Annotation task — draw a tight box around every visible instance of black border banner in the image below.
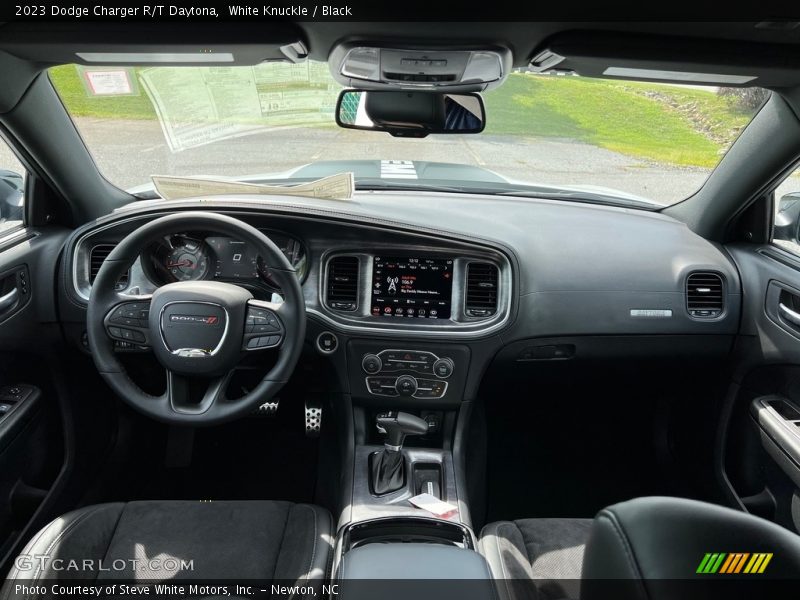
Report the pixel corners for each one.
[3,1,800,22]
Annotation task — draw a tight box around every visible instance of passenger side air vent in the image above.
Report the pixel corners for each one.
[326,256,360,312]
[465,262,499,318]
[89,244,129,291]
[686,272,723,318]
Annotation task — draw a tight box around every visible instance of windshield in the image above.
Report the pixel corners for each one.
[50,61,767,207]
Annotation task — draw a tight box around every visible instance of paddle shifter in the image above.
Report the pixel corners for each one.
[371,411,429,495]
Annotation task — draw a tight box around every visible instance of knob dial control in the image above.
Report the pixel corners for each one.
[362,354,383,374]
[395,375,418,397]
[433,357,455,379]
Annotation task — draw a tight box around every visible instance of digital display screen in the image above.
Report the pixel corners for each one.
[206,237,258,279]
[372,256,453,319]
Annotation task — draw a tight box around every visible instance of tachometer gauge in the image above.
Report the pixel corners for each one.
[164,239,209,281]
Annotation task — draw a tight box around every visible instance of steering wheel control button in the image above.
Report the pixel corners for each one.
[395,375,418,397]
[433,357,455,379]
[316,332,339,354]
[247,335,280,349]
[362,353,382,373]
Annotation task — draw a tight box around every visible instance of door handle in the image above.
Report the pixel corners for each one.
[779,302,800,327]
[0,287,18,313]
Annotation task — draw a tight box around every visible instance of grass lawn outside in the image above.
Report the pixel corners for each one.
[49,66,758,169]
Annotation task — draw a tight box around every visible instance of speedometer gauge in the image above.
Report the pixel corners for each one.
[164,240,209,281]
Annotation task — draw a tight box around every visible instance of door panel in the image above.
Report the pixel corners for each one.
[725,243,800,532]
[0,226,71,571]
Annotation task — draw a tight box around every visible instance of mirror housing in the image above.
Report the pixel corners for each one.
[776,192,800,244]
[335,90,485,137]
[0,170,24,224]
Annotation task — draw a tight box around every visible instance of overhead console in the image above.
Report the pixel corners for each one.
[320,248,512,338]
[329,42,513,91]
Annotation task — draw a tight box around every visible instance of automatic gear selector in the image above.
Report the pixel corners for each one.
[370,411,429,495]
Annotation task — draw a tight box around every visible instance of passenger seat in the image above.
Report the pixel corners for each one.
[479,496,800,600]
[480,517,591,600]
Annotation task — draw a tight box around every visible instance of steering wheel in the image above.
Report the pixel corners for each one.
[86,212,306,426]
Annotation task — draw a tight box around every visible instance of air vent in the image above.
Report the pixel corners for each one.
[326,256,360,312]
[687,272,723,318]
[89,244,129,291]
[465,262,499,318]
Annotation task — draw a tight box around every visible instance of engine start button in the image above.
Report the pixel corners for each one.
[316,332,338,354]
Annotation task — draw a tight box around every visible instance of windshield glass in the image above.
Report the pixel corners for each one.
[49,61,767,207]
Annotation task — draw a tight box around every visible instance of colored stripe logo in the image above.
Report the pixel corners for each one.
[697,553,773,574]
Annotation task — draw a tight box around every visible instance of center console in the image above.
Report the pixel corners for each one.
[335,518,494,599]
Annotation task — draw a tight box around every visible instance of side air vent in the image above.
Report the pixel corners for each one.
[465,262,499,318]
[326,255,360,311]
[89,244,129,291]
[687,272,723,318]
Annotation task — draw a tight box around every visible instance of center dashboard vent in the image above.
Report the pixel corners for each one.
[465,262,499,318]
[687,272,723,318]
[326,255,360,311]
[89,244,129,291]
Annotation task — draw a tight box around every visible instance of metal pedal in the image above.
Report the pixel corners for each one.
[254,399,279,417]
[305,399,322,437]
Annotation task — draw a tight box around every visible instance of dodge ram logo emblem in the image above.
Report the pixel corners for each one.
[169,314,219,325]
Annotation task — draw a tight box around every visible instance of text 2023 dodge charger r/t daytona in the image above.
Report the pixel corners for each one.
[0,15,797,600]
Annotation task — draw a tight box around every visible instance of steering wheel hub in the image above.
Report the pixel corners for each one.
[150,280,251,376]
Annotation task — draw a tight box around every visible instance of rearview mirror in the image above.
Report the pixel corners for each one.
[335,90,485,137]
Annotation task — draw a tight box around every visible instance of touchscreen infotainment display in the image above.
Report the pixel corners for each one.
[372,256,453,319]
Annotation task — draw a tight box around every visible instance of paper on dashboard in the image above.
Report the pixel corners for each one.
[151,172,354,201]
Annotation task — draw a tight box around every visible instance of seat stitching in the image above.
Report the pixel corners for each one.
[596,512,649,600]
[94,503,127,582]
[303,504,318,583]
[272,503,292,582]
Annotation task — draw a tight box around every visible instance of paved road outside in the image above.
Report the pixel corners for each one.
[2,117,717,206]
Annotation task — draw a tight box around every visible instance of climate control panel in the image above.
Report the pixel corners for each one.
[361,349,454,399]
[347,340,469,406]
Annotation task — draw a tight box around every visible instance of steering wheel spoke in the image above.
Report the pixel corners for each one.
[104,295,153,347]
[166,369,233,415]
[242,298,285,351]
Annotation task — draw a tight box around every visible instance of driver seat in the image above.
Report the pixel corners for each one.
[1,500,332,595]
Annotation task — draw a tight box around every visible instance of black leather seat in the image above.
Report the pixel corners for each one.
[480,496,800,600]
[2,500,332,596]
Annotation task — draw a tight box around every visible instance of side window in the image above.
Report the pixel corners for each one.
[773,167,800,255]
[0,139,26,234]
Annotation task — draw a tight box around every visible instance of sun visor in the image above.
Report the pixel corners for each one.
[529,32,800,88]
[0,22,307,66]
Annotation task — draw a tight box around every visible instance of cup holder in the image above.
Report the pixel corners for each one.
[342,517,475,553]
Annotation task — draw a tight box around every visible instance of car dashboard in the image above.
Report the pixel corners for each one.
[59,191,741,408]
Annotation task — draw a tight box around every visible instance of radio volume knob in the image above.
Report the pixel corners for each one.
[362,354,383,374]
[433,358,454,379]
[395,375,418,397]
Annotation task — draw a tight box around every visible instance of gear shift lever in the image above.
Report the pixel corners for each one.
[371,411,429,495]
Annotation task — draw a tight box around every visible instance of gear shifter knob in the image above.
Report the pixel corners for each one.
[376,411,429,449]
